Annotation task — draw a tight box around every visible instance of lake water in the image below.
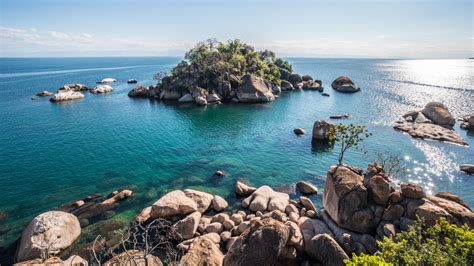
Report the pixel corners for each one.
[0,57,473,261]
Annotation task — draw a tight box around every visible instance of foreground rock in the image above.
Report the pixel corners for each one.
[312,120,335,141]
[180,235,224,265]
[16,211,81,262]
[331,76,360,93]
[305,233,349,266]
[394,102,467,145]
[235,181,257,196]
[105,250,162,266]
[15,256,88,266]
[460,164,474,175]
[235,74,275,103]
[224,218,289,265]
[50,90,84,102]
[150,190,198,218]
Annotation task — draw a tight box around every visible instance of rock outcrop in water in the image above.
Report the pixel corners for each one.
[312,120,335,141]
[394,102,468,145]
[460,115,474,130]
[331,76,360,93]
[127,39,329,106]
[90,85,113,94]
[50,90,85,102]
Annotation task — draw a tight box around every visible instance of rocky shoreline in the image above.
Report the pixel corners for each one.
[11,160,474,265]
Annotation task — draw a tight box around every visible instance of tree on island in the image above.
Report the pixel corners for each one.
[157,39,293,99]
[327,123,371,165]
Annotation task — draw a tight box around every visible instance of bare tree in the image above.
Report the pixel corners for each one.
[375,152,406,177]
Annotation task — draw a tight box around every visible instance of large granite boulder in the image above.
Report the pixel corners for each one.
[128,86,151,98]
[235,181,257,196]
[178,93,194,103]
[104,250,163,266]
[16,211,81,262]
[150,190,198,218]
[174,211,201,239]
[160,90,181,101]
[312,120,335,141]
[421,102,455,127]
[296,181,318,195]
[242,186,289,212]
[279,68,291,81]
[180,235,224,266]
[331,76,360,93]
[364,163,393,206]
[183,189,214,213]
[91,85,113,94]
[224,218,289,265]
[236,74,275,103]
[323,166,377,233]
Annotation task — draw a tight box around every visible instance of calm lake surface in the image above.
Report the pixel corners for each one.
[0,57,473,258]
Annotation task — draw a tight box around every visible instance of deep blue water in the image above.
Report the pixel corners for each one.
[0,57,473,255]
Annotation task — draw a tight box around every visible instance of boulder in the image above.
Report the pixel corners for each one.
[235,181,257,196]
[183,189,214,213]
[323,165,377,233]
[300,196,317,212]
[236,74,275,103]
[331,76,360,93]
[312,120,335,141]
[50,91,84,102]
[58,84,89,92]
[364,173,392,206]
[98,78,116,84]
[427,195,474,227]
[205,222,224,234]
[382,204,404,221]
[330,114,351,119]
[302,80,323,91]
[91,85,113,94]
[128,86,151,98]
[302,75,313,81]
[280,80,294,91]
[435,192,471,210]
[174,211,201,239]
[224,218,289,265]
[421,102,455,127]
[36,91,54,97]
[15,256,88,266]
[179,235,224,266]
[296,181,318,195]
[178,93,194,103]
[195,96,207,106]
[104,250,163,266]
[127,79,138,84]
[322,92,330,97]
[288,73,303,86]
[460,164,474,175]
[16,211,81,262]
[279,68,291,81]
[212,195,228,211]
[150,190,197,218]
[242,186,289,212]
[293,128,306,135]
[305,233,349,266]
[207,93,221,103]
[460,115,474,130]
[160,90,181,101]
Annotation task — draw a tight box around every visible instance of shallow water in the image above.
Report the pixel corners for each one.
[0,57,473,260]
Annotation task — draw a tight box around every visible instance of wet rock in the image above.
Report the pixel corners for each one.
[296,181,318,195]
[98,78,116,84]
[214,170,225,176]
[36,91,54,97]
[207,93,222,103]
[178,93,194,103]
[235,181,257,196]
[322,92,330,97]
[224,218,289,265]
[127,79,138,84]
[58,83,89,92]
[460,115,474,130]
[16,211,81,262]
[421,102,455,127]
[331,76,360,93]
[294,128,306,135]
[394,121,468,145]
[460,164,474,175]
[150,190,197,218]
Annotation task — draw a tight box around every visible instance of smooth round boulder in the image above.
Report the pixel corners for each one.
[150,190,197,218]
[294,128,306,135]
[235,181,257,196]
[212,195,228,211]
[421,102,455,127]
[16,211,81,262]
[331,76,360,93]
[296,181,318,194]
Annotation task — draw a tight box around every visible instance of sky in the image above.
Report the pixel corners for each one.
[0,0,472,58]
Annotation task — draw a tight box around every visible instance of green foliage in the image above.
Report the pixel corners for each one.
[344,253,391,266]
[345,218,474,266]
[327,123,371,165]
[162,39,292,94]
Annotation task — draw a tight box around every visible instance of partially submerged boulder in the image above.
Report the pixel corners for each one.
[460,164,474,175]
[421,102,455,128]
[312,120,335,141]
[460,115,474,130]
[36,91,54,97]
[236,74,275,103]
[50,91,84,102]
[331,76,360,93]
[58,84,89,92]
[16,211,81,262]
[91,85,113,94]
[235,181,257,196]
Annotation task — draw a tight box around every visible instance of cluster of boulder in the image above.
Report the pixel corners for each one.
[128,73,359,106]
[35,81,116,102]
[13,163,473,265]
[394,102,468,145]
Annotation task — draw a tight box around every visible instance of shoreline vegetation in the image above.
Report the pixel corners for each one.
[9,40,474,265]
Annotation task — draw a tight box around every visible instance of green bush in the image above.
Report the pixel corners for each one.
[345,218,474,265]
[344,253,391,266]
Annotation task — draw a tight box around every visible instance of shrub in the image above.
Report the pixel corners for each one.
[345,218,474,265]
[344,253,391,266]
[327,123,371,165]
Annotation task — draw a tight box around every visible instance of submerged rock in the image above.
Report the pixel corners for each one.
[331,76,360,93]
[16,211,81,262]
[36,91,54,97]
[460,164,474,175]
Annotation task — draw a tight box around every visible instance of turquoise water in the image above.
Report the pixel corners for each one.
[0,57,473,259]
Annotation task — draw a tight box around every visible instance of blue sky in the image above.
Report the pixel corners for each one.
[0,0,472,58]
